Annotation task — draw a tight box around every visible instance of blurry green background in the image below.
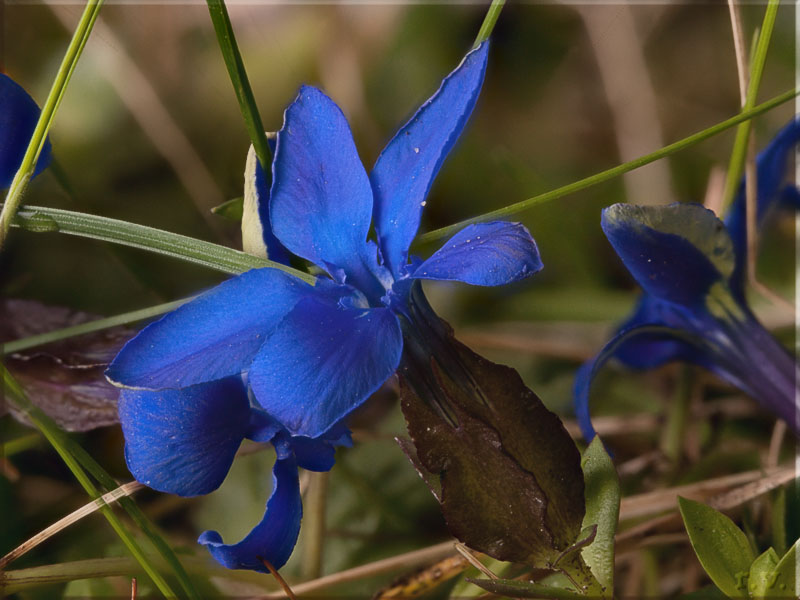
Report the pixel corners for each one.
[1,2,796,597]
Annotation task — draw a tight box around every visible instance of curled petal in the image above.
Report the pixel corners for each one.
[601,203,734,307]
[574,324,704,441]
[371,43,489,275]
[610,295,701,370]
[249,296,403,438]
[410,221,542,286]
[118,377,250,496]
[270,86,380,296]
[0,73,51,188]
[199,455,301,571]
[107,268,314,389]
[242,142,291,264]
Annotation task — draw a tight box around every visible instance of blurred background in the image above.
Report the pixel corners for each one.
[1,2,796,597]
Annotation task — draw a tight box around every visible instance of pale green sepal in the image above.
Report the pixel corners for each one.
[242,143,268,258]
[580,436,619,597]
[211,196,244,221]
[678,497,754,598]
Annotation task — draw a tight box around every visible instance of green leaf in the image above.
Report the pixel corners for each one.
[399,286,585,566]
[211,197,244,221]
[580,437,619,596]
[765,537,798,598]
[748,547,779,598]
[678,497,755,598]
[466,578,587,600]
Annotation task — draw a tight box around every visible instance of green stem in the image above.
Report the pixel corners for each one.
[414,86,798,246]
[301,471,329,580]
[206,0,273,179]
[8,204,315,284]
[661,366,692,465]
[0,0,104,249]
[1,367,179,599]
[2,432,42,457]
[474,0,506,46]
[720,0,780,211]
[2,298,188,355]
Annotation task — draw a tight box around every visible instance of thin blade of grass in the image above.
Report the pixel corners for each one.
[206,0,273,178]
[720,0,780,211]
[1,366,178,598]
[0,0,104,248]
[414,86,798,246]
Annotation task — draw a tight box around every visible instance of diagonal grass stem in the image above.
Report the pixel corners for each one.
[414,87,798,246]
[720,0,780,211]
[1,367,179,598]
[0,0,104,249]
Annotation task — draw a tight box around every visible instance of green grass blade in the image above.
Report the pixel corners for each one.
[414,86,798,247]
[0,0,105,248]
[1,367,179,599]
[8,204,315,284]
[206,0,273,179]
[2,298,189,355]
[721,0,780,211]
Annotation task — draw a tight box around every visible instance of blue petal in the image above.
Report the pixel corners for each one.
[371,43,490,276]
[199,455,301,571]
[107,268,314,389]
[118,377,250,496]
[242,142,291,264]
[724,118,800,293]
[601,203,734,308]
[270,86,380,296]
[574,323,700,441]
[0,73,52,188]
[610,295,701,369]
[249,296,403,438]
[409,221,542,286]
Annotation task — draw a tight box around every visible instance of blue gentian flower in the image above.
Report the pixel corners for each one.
[108,41,542,572]
[575,119,800,440]
[0,73,51,188]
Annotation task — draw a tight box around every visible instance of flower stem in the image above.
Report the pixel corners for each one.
[206,0,273,180]
[0,0,104,249]
[474,0,506,46]
[414,86,798,246]
[720,0,780,212]
[1,367,179,599]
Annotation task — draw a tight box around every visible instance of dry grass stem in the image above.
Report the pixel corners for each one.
[259,541,456,599]
[0,481,144,570]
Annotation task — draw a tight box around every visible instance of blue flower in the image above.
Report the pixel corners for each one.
[108,41,542,572]
[0,73,51,188]
[575,118,800,441]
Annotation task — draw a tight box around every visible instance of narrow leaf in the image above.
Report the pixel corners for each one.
[580,437,619,596]
[678,497,754,598]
